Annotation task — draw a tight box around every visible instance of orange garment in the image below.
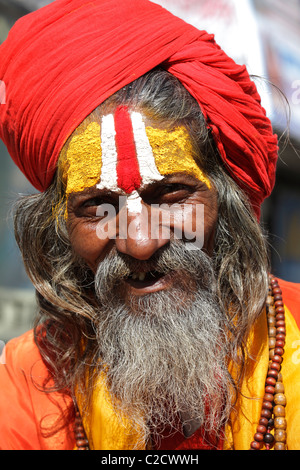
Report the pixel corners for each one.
[0,279,299,450]
[0,331,75,450]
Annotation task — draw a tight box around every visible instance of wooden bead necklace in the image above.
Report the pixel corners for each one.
[250,275,287,450]
[74,275,287,451]
[74,407,89,450]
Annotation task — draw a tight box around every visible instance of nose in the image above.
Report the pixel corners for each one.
[115,202,170,260]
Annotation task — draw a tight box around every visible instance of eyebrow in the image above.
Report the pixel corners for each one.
[67,187,115,204]
[68,172,202,200]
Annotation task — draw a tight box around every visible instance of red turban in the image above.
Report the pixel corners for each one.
[0,0,278,219]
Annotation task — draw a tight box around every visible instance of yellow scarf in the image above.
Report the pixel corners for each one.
[77,307,300,450]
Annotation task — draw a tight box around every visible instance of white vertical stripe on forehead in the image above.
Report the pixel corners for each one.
[96,111,163,215]
[96,114,118,191]
[131,111,164,187]
[126,190,143,214]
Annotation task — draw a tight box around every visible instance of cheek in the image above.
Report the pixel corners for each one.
[203,197,218,255]
[165,203,216,251]
[177,194,218,253]
[68,220,110,272]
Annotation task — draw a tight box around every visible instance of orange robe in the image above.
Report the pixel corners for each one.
[0,280,299,450]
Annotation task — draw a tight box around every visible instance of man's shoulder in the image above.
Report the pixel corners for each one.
[279,277,300,294]
[4,329,44,374]
[279,277,300,303]
[278,278,300,329]
[6,328,36,349]
[0,330,75,450]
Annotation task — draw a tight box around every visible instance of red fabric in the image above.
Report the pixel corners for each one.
[0,0,278,219]
[153,425,223,450]
[115,106,141,194]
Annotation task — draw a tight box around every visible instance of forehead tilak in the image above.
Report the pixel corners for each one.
[63,106,211,196]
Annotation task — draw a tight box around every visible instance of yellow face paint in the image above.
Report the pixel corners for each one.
[62,121,102,194]
[145,126,211,189]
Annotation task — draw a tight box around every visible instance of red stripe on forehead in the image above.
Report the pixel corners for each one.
[114,106,141,194]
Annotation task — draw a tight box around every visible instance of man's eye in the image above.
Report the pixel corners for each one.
[141,183,193,206]
[77,195,120,218]
[81,197,104,208]
[159,183,191,196]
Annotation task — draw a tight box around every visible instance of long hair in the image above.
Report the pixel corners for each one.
[13,68,270,433]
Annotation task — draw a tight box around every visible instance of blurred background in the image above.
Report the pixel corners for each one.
[0,0,300,342]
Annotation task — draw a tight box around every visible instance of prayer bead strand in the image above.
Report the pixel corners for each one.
[74,407,90,450]
[250,275,287,450]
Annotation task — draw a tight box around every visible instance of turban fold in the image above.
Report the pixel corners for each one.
[0,0,278,218]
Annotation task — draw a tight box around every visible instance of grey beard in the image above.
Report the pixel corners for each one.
[93,242,233,446]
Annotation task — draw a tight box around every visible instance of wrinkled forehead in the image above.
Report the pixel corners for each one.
[61,106,210,194]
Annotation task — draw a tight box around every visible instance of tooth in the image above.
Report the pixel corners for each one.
[132,273,138,280]
[138,272,146,281]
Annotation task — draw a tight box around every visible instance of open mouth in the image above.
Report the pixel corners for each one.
[126,270,165,284]
[122,269,174,293]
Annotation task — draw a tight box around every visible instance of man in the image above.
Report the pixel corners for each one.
[0,0,299,451]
